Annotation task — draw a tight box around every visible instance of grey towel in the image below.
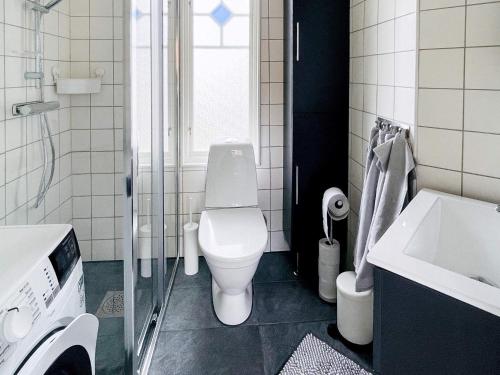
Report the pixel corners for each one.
[354,132,415,292]
[353,129,381,272]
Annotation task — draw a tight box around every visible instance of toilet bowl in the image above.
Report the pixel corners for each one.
[198,142,268,325]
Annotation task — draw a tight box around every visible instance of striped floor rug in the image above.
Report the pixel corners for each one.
[280,334,372,375]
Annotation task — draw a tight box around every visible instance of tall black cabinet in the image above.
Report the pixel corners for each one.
[283,1,349,283]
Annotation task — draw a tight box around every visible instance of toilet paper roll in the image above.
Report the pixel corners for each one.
[318,238,340,303]
[322,187,349,240]
[318,238,340,266]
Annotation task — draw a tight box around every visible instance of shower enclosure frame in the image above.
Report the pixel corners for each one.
[123,0,180,372]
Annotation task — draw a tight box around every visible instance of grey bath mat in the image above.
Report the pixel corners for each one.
[280,334,372,375]
[95,291,124,318]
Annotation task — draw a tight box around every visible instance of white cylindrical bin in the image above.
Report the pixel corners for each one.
[183,222,199,275]
[336,271,373,345]
[139,224,152,278]
[318,238,340,303]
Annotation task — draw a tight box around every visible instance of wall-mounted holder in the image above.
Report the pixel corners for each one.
[52,67,105,95]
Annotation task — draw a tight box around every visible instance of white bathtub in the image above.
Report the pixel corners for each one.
[368,189,500,317]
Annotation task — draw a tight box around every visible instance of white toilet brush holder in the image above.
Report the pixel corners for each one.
[183,197,199,275]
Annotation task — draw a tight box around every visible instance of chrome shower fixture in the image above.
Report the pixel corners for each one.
[26,0,63,13]
[24,0,63,208]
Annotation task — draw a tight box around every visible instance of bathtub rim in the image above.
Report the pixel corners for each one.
[367,189,500,318]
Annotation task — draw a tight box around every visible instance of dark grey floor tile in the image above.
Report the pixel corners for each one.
[173,257,212,289]
[150,326,264,375]
[161,286,223,331]
[83,261,123,293]
[161,284,259,331]
[254,281,336,324]
[254,252,297,284]
[98,317,124,337]
[95,333,124,375]
[85,291,107,314]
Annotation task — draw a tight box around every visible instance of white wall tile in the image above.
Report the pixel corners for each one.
[377,54,394,86]
[420,0,464,11]
[419,49,464,88]
[416,165,462,196]
[418,89,463,130]
[363,26,377,56]
[463,173,500,203]
[377,85,394,119]
[394,87,415,124]
[463,132,500,178]
[464,90,500,134]
[351,2,364,32]
[363,84,377,113]
[396,0,416,17]
[363,55,377,85]
[465,47,500,89]
[420,7,465,49]
[466,2,500,47]
[378,20,394,54]
[395,13,416,52]
[364,0,378,28]
[417,127,462,170]
[378,0,395,23]
[395,51,416,87]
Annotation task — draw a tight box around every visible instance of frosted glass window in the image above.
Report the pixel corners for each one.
[193,0,220,13]
[185,0,259,162]
[223,16,249,46]
[224,0,250,13]
[193,16,221,46]
[192,49,249,151]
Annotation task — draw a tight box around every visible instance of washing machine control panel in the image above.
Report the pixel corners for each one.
[0,257,59,369]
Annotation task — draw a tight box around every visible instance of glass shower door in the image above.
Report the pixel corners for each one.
[123,0,177,372]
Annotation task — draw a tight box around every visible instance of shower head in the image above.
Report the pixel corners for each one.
[44,0,63,10]
[26,0,63,13]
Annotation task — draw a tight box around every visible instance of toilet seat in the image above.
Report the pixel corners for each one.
[199,207,268,265]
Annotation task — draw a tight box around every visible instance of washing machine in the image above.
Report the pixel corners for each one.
[0,224,99,375]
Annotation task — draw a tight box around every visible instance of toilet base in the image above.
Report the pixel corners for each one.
[212,278,252,326]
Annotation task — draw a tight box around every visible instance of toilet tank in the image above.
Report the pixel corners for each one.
[205,142,258,208]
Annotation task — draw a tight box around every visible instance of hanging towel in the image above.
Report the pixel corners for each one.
[353,129,380,272]
[355,132,415,292]
[353,127,393,272]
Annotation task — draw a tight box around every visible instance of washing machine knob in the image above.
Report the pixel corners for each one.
[2,306,33,343]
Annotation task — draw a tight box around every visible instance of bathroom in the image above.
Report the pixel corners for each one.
[0,0,499,374]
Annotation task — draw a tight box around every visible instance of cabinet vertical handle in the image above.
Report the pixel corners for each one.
[296,22,300,62]
[295,165,299,205]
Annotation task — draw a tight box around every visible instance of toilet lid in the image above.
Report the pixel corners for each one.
[199,207,268,261]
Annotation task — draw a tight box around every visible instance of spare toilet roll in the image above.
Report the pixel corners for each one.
[322,187,350,239]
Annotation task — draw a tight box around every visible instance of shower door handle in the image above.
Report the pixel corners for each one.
[295,165,299,205]
[126,158,133,197]
[296,22,300,62]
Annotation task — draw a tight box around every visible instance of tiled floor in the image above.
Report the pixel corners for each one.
[83,259,177,374]
[150,253,373,375]
[83,261,125,375]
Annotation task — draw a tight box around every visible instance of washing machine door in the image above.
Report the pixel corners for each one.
[15,314,99,375]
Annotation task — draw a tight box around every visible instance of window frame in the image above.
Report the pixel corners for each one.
[180,0,260,166]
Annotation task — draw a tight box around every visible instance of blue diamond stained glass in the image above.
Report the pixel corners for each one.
[211,3,232,26]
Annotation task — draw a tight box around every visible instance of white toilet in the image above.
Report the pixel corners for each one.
[199,141,268,326]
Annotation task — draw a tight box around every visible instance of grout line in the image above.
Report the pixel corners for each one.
[461,5,467,196]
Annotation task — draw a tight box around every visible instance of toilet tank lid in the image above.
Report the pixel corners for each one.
[205,141,258,208]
